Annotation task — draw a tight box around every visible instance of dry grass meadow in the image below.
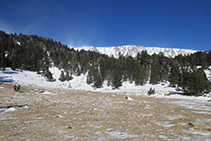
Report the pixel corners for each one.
[0,83,211,140]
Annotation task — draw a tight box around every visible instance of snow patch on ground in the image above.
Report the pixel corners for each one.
[183,128,211,137]
[0,107,17,113]
[192,111,211,115]
[126,96,133,100]
[40,91,55,95]
[154,121,175,127]
[104,131,138,139]
[167,115,184,120]
[171,100,211,111]
[0,105,28,114]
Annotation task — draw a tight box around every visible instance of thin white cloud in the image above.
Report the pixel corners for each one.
[0,20,14,34]
[0,20,29,35]
[67,39,75,48]
[67,37,91,48]
[0,19,40,35]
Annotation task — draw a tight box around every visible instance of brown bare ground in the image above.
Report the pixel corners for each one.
[0,83,211,140]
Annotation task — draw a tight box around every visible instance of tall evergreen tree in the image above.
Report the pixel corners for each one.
[150,62,159,84]
[66,71,73,81]
[112,64,122,88]
[134,65,146,85]
[0,48,6,70]
[99,59,105,79]
[45,70,53,81]
[59,71,66,82]
[180,68,211,96]
[169,64,181,87]
[87,65,95,85]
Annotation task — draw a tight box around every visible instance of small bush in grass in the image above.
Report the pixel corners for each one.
[148,88,155,95]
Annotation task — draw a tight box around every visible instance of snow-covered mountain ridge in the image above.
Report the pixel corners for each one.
[73,45,197,58]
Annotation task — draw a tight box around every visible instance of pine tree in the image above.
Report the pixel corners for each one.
[99,59,105,79]
[66,71,73,81]
[148,87,155,95]
[93,72,103,88]
[150,62,159,84]
[86,65,103,88]
[0,49,6,70]
[11,56,19,70]
[134,66,147,85]
[169,64,181,87]
[92,67,103,88]
[125,56,136,82]
[87,71,93,85]
[180,68,211,96]
[44,70,53,81]
[59,71,66,82]
[208,51,211,66]
[112,64,122,88]
[136,51,150,65]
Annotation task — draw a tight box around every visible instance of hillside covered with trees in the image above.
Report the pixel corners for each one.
[0,30,211,96]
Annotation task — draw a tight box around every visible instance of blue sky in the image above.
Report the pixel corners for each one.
[0,0,210,50]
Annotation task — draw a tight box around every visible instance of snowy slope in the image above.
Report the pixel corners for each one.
[0,68,93,90]
[1,67,211,102]
[73,45,197,58]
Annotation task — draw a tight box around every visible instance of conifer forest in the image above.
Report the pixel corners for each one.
[0,30,211,96]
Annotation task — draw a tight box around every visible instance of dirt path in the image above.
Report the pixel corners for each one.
[0,83,211,140]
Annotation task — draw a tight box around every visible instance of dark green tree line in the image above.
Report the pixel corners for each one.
[0,30,211,95]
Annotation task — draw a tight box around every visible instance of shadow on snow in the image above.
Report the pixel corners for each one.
[0,69,18,83]
[169,91,183,95]
[0,76,15,83]
[2,69,19,74]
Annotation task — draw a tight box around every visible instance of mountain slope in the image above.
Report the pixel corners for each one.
[74,45,197,58]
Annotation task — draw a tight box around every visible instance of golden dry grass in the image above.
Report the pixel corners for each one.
[0,83,211,140]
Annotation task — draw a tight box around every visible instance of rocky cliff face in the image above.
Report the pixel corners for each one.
[74,45,197,58]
